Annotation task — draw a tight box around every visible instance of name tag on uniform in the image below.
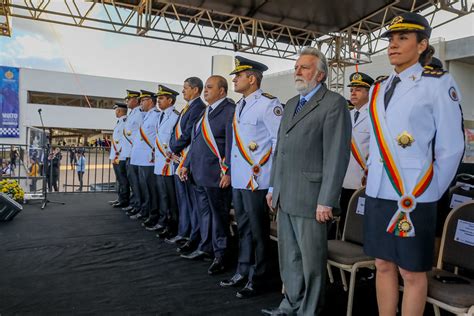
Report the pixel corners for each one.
[454,219,474,246]
[450,194,473,209]
[356,197,366,215]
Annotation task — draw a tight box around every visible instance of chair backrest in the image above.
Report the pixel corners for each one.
[342,187,366,245]
[437,201,474,272]
[448,185,474,209]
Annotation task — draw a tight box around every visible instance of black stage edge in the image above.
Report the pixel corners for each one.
[0,193,384,315]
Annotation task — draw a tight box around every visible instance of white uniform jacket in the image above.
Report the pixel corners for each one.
[230,89,283,190]
[130,109,160,167]
[123,107,144,160]
[154,106,179,176]
[343,104,370,189]
[366,62,464,202]
[109,115,127,161]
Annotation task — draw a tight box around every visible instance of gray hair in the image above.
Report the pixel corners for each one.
[299,47,328,83]
[184,77,204,93]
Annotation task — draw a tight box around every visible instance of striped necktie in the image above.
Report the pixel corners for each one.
[294,98,307,116]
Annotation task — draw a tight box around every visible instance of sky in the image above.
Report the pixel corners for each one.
[0,2,473,86]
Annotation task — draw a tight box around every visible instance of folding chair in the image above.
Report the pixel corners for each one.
[426,201,474,316]
[327,187,375,316]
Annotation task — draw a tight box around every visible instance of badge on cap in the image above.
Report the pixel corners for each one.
[390,16,404,26]
[449,87,459,101]
[396,131,414,148]
[353,73,362,81]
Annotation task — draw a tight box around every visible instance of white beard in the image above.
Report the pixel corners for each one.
[294,75,318,95]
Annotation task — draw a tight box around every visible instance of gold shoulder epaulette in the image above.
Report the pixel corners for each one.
[422,69,446,78]
[375,75,389,84]
[262,92,276,99]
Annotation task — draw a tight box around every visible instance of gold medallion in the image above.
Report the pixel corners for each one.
[396,131,414,148]
[127,130,132,136]
[248,141,258,152]
[163,143,168,149]
[115,140,119,144]
[398,219,412,233]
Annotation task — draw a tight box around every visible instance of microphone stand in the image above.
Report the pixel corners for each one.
[37,109,65,210]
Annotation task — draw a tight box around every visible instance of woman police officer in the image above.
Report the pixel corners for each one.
[363,12,464,316]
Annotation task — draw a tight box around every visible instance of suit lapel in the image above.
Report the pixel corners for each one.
[286,85,327,133]
[209,100,226,120]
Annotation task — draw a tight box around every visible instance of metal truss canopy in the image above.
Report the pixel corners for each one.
[0,0,12,36]
[2,0,473,93]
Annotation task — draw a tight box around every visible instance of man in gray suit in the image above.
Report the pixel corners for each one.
[262,47,352,315]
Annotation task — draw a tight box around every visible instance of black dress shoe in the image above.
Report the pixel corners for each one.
[220,273,247,288]
[156,228,173,239]
[177,240,196,254]
[208,257,225,275]
[180,250,211,260]
[142,219,155,228]
[165,235,188,245]
[113,201,129,208]
[126,208,139,216]
[219,273,247,287]
[122,205,134,212]
[129,213,143,220]
[108,199,119,205]
[261,307,287,316]
[236,281,257,299]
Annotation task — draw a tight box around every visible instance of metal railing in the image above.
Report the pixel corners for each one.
[0,144,117,195]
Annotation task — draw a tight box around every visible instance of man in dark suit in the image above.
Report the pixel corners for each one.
[168,77,206,250]
[180,75,235,276]
[262,47,352,315]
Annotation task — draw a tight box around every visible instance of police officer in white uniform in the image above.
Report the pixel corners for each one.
[338,72,374,235]
[123,90,145,216]
[153,85,180,238]
[130,90,160,222]
[219,56,283,299]
[109,102,130,208]
[363,12,464,315]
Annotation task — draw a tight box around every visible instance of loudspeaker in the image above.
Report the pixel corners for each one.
[0,193,23,221]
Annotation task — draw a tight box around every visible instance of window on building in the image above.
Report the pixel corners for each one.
[28,91,120,109]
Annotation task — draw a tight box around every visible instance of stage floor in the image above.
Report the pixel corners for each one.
[0,193,383,315]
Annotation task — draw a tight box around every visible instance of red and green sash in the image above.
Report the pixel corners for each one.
[174,103,189,141]
[122,128,132,145]
[174,104,190,172]
[155,130,172,176]
[369,83,433,237]
[200,107,228,177]
[351,136,367,171]
[111,136,120,164]
[176,147,189,174]
[232,112,272,191]
[139,126,155,163]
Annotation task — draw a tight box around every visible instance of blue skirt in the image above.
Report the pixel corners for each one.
[363,196,437,272]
